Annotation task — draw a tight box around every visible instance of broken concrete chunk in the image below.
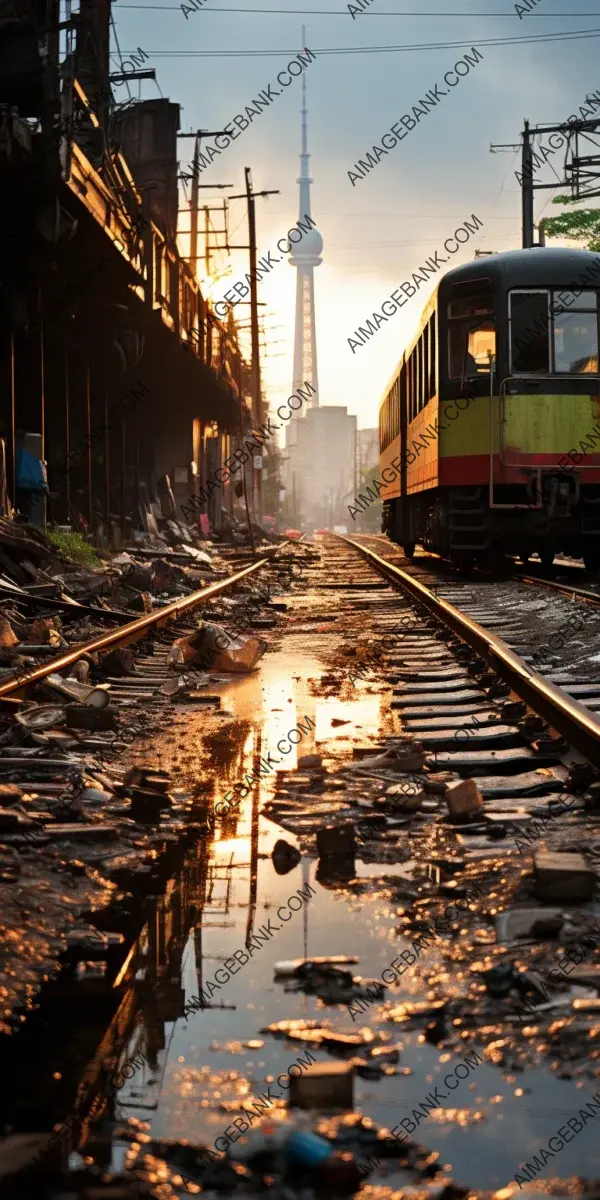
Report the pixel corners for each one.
[533,850,597,901]
[130,785,173,823]
[444,777,484,819]
[316,823,355,860]
[272,838,301,875]
[495,906,564,942]
[298,754,322,770]
[289,1060,354,1110]
[385,783,425,812]
[99,647,136,676]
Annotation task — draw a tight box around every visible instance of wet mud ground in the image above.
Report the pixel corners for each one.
[6,537,600,1198]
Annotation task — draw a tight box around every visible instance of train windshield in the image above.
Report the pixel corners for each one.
[448,293,496,379]
[509,288,599,375]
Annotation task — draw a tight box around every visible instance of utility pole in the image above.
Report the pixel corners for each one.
[522,120,535,249]
[228,170,279,524]
[190,136,199,266]
[246,167,261,523]
[204,206,210,275]
[492,107,600,248]
[177,200,230,271]
[177,130,231,274]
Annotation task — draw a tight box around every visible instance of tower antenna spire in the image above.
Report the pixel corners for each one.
[301,24,308,173]
[289,22,322,407]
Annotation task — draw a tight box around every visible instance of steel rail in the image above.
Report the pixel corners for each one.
[517,573,600,607]
[355,534,600,606]
[0,557,270,700]
[341,535,600,768]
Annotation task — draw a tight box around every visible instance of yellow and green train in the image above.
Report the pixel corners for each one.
[379,247,600,568]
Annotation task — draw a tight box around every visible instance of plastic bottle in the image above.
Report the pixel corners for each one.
[228,1119,361,1191]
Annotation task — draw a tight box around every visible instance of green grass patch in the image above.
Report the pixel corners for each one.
[47,529,103,566]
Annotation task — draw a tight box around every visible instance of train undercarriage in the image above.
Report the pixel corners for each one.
[382,480,600,570]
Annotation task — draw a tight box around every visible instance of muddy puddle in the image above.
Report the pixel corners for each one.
[101,632,600,1195]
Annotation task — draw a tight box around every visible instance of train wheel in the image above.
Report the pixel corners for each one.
[403,542,415,559]
[583,552,600,572]
[540,550,555,569]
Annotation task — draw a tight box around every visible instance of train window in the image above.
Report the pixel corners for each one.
[400,362,407,435]
[510,291,550,374]
[510,289,599,374]
[429,313,437,397]
[449,295,493,319]
[553,291,598,312]
[448,293,495,378]
[393,379,400,432]
[554,311,599,374]
[422,331,427,410]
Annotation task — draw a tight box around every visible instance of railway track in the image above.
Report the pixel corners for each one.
[4,534,600,1198]
[351,534,600,716]
[0,554,272,703]
[331,534,600,823]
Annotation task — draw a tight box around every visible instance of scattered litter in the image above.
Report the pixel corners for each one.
[169,622,268,672]
[533,850,597,901]
[444,777,485,820]
[289,1060,354,1110]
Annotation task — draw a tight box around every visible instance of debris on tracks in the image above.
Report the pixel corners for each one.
[0,537,304,1027]
[168,622,268,673]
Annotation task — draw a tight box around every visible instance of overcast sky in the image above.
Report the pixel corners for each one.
[111,0,600,429]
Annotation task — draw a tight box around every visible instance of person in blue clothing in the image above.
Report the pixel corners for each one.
[15,439,48,527]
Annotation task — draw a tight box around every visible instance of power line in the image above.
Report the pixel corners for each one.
[262,211,519,217]
[119,25,600,54]
[116,5,600,13]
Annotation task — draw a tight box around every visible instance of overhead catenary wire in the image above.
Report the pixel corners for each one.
[109,12,134,105]
[119,25,600,54]
[116,5,600,14]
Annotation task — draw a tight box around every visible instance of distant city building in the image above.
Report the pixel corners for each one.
[285,406,357,528]
[357,427,378,475]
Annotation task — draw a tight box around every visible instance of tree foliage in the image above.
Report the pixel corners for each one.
[543,198,600,252]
